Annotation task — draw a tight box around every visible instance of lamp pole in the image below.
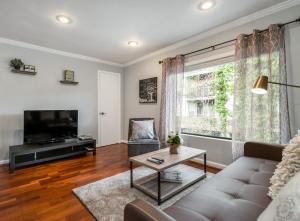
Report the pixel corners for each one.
[268,81,300,89]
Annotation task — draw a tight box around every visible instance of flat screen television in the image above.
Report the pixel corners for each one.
[24,110,78,144]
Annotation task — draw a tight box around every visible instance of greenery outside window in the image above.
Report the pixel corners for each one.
[180,57,235,139]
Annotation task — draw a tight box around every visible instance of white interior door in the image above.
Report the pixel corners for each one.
[98,71,121,146]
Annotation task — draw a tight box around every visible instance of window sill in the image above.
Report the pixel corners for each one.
[181,133,232,141]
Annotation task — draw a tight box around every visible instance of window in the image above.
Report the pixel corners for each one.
[180,57,235,139]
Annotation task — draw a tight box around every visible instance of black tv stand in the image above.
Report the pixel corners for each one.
[9,139,96,173]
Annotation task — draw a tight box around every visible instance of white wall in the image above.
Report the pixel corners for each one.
[0,43,123,162]
[124,5,300,165]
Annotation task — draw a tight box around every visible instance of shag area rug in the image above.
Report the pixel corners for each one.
[73,166,212,221]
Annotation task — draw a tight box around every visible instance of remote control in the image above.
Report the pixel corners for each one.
[147,157,162,164]
[151,157,164,162]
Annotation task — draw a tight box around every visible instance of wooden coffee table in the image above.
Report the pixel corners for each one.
[129,146,207,205]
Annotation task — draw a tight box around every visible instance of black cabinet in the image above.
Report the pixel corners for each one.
[9,139,96,172]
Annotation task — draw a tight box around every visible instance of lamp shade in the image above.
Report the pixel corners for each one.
[251,75,268,94]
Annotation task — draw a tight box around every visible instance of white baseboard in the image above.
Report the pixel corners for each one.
[191,158,227,170]
[0,160,9,165]
[96,141,127,147]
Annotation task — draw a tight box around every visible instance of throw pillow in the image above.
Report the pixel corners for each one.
[130,120,154,140]
[258,171,300,221]
[268,130,300,199]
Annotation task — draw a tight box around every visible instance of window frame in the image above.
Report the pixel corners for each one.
[181,131,232,141]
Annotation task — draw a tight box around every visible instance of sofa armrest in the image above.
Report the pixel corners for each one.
[124,199,175,221]
[244,142,284,162]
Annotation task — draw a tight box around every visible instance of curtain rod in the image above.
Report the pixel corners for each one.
[158,16,300,64]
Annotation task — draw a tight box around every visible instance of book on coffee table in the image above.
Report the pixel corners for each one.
[161,170,182,183]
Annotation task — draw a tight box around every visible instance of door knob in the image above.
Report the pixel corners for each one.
[100,112,107,115]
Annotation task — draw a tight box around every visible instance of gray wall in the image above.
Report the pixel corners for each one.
[124,5,300,165]
[0,43,123,161]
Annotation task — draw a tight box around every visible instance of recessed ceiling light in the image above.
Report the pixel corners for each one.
[128,41,139,47]
[56,15,73,24]
[198,0,216,10]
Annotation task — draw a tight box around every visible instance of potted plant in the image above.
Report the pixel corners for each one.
[10,58,24,70]
[167,131,183,154]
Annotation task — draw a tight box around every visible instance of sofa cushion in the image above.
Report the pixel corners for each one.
[164,157,278,221]
[130,120,154,140]
[258,171,300,221]
[268,131,300,199]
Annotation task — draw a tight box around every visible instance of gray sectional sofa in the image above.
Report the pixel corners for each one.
[124,142,283,221]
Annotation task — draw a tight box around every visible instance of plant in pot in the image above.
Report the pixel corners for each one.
[167,131,183,154]
[10,58,24,70]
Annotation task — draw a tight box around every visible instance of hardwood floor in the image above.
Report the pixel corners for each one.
[0,144,220,221]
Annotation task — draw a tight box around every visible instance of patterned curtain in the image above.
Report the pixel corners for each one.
[232,24,291,160]
[159,55,184,144]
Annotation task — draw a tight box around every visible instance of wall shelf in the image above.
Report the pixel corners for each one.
[11,69,37,75]
[60,80,79,85]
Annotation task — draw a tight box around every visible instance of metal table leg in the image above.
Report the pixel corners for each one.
[157,171,161,205]
[130,161,133,188]
[204,153,207,174]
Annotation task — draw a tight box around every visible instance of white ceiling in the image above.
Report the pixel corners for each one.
[0,0,288,65]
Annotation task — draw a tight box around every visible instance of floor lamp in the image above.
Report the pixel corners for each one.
[251,75,300,94]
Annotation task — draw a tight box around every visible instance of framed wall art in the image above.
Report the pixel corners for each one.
[139,77,157,104]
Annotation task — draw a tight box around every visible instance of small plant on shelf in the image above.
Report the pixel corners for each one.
[167,131,183,154]
[10,58,24,70]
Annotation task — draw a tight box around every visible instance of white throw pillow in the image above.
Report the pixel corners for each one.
[130,120,154,140]
[258,171,300,221]
[268,130,300,199]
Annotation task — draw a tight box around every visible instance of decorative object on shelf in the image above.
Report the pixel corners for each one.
[10,58,37,75]
[64,70,75,81]
[139,77,157,103]
[78,135,93,141]
[10,58,24,70]
[167,131,183,154]
[24,65,36,73]
[60,70,78,85]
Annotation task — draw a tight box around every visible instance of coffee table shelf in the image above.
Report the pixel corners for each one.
[132,164,206,202]
[129,146,207,205]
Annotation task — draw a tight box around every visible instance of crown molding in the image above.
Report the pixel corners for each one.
[0,37,124,67]
[124,0,300,67]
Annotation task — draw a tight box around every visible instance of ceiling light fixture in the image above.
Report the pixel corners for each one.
[198,0,216,10]
[128,41,139,47]
[56,15,73,24]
